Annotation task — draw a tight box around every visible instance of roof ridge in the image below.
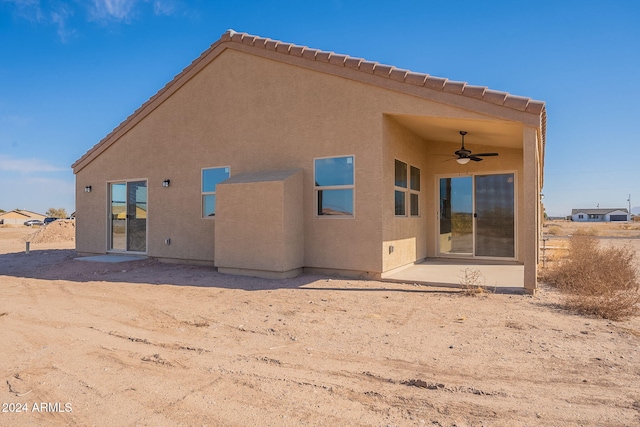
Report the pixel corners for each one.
[221,29,546,116]
[72,29,546,172]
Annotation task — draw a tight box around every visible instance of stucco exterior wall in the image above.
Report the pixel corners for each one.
[380,115,526,272]
[75,44,542,283]
[214,169,304,277]
[77,49,387,271]
[381,117,429,272]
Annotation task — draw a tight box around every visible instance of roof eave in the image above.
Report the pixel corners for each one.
[72,29,546,174]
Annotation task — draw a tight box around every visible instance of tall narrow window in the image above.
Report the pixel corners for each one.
[395,160,420,217]
[394,160,407,216]
[314,156,354,216]
[202,166,230,217]
[410,165,420,216]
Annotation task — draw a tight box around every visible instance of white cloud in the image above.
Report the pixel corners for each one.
[2,0,44,22]
[3,0,181,40]
[0,155,68,173]
[151,0,175,16]
[3,0,75,41]
[89,0,137,22]
[50,3,75,42]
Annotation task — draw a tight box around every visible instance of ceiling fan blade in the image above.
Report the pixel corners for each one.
[469,156,483,162]
[473,153,499,157]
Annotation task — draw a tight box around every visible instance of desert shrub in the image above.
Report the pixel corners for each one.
[574,227,599,236]
[541,240,569,267]
[459,268,491,296]
[546,226,562,236]
[544,235,640,320]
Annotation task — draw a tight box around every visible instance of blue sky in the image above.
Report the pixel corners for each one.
[1,0,639,217]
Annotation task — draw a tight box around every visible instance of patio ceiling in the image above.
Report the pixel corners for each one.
[389,115,524,150]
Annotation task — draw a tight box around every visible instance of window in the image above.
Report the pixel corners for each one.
[395,160,420,217]
[394,160,407,216]
[410,165,420,216]
[202,166,230,217]
[314,156,354,216]
[578,214,584,219]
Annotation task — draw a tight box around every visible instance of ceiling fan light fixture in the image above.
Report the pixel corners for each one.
[453,130,498,164]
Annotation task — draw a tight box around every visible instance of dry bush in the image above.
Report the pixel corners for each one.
[541,240,569,267]
[544,235,640,320]
[546,226,562,236]
[459,268,491,296]
[574,227,600,236]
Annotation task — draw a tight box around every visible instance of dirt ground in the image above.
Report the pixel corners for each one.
[1,224,640,426]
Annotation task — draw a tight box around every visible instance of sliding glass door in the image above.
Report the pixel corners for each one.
[438,173,515,259]
[109,181,147,253]
[475,174,515,258]
[439,176,473,256]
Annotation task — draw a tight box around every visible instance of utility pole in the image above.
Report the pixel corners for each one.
[628,194,632,221]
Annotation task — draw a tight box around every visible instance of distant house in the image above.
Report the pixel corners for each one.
[0,209,46,225]
[571,208,629,222]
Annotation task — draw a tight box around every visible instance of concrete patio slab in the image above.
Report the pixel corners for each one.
[75,255,148,263]
[381,258,524,294]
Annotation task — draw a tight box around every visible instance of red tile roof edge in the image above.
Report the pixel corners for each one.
[73,29,546,172]
[222,30,545,114]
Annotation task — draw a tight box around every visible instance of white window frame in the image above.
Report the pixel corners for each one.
[313,155,355,218]
[201,166,230,219]
[106,178,149,254]
[435,170,518,261]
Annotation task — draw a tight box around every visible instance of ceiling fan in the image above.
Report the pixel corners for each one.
[454,131,498,164]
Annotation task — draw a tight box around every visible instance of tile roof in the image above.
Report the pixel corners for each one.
[72,29,546,172]
[220,30,545,114]
[221,30,546,115]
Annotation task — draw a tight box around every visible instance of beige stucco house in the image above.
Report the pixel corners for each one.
[72,30,546,293]
[0,209,46,225]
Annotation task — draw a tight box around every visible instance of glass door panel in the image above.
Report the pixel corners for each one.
[439,177,473,256]
[126,181,147,252]
[109,181,147,252]
[475,174,515,258]
[110,183,126,251]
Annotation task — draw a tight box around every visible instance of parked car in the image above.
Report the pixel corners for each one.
[43,217,58,225]
[24,219,44,227]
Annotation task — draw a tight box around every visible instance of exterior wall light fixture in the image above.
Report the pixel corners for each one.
[84,186,92,193]
[162,179,171,188]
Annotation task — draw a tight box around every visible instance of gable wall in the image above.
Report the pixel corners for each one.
[77,49,385,271]
[76,47,533,273]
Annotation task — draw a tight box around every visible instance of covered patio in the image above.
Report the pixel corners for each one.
[381,258,525,294]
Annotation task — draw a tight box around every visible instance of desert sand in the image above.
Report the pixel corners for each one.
[1,223,639,426]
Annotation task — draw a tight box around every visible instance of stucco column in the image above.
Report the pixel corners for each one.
[523,127,539,294]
